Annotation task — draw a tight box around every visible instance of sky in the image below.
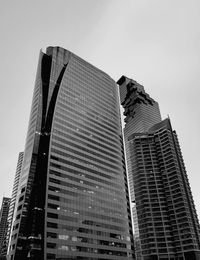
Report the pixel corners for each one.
[0,0,200,218]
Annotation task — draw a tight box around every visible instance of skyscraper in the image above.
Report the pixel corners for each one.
[8,47,134,260]
[7,152,24,256]
[0,197,11,258]
[118,76,200,260]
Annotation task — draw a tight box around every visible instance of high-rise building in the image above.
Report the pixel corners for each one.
[7,152,24,256]
[8,47,134,260]
[118,76,200,260]
[0,197,11,257]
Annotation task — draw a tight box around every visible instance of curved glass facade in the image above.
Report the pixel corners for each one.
[8,47,134,260]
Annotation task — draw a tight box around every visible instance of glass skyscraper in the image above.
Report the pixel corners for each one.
[118,76,200,260]
[0,197,11,257]
[8,47,134,260]
[7,152,24,257]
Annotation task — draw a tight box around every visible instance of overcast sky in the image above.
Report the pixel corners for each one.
[0,0,200,217]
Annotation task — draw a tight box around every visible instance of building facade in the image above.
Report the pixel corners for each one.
[118,76,200,260]
[7,152,24,256]
[0,197,11,257]
[8,47,134,260]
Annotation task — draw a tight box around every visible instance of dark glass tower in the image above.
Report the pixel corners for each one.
[8,47,134,260]
[118,76,200,260]
[0,197,11,257]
